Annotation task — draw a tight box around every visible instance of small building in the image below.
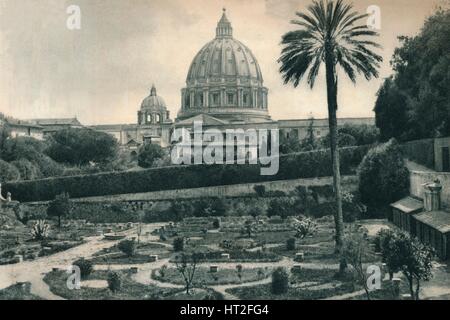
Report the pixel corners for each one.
[413,210,450,260]
[28,118,83,136]
[389,196,423,234]
[4,119,44,140]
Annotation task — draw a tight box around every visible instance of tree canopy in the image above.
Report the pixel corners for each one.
[374,8,450,141]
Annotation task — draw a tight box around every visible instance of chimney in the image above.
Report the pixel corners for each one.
[424,179,442,212]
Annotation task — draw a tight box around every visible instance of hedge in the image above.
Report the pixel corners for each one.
[399,138,434,169]
[4,145,371,203]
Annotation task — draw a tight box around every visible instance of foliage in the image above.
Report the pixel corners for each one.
[379,230,434,300]
[0,159,20,182]
[271,267,289,295]
[118,239,137,257]
[46,128,118,166]
[173,237,185,252]
[374,9,450,141]
[107,271,122,293]
[358,139,409,210]
[212,218,221,229]
[47,193,71,227]
[342,231,372,300]
[174,252,201,295]
[11,159,42,181]
[267,197,297,219]
[137,143,165,168]
[253,185,266,197]
[294,217,317,239]
[286,238,296,251]
[3,145,371,202]
[399,139,435,169]
[321,124,379,148]
[30,220,50,241]
[73,258,93,279]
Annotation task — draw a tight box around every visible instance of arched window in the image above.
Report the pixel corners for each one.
[156,114,161,123]
[146,114,152,124]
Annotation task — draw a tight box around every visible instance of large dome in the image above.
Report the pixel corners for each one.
[177,9,270,123]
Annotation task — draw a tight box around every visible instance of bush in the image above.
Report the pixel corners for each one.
[358,139,409,211]
[254,185,266,197]
[73,258,93,279]
[0,159,20,182]
[10,159,42,181]
[138,144,165,168]
[30,220,50,241]
[118,239,137,257]
[107,271,122,293]
[286,238,296,251]
[212,218,221,229]
[267,198,297,219]
[4,145,370,202]
[271,267,289,294]
[173,237,185,252]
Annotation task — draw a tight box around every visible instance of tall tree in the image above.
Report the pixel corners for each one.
[278,0,382,271]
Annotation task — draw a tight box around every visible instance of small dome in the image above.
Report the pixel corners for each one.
[141,85,166,111]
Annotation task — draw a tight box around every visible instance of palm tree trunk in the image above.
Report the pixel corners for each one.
[325,48,346,274]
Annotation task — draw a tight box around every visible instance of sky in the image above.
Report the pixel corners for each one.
[0,0,444,125]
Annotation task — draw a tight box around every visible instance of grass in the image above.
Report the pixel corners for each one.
[227,268,359,300]
[0,283,41,300]
[152,267,271,286]
[43,270,181,300]
[90,242,172,265]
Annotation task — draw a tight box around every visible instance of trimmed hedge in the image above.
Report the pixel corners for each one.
[400,138,434,169]
[4,146,370,203]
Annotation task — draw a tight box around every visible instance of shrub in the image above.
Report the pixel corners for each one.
[400,139,434,169]
[30,220,50,241]
[254,185,266,197]
[267,198,297,219]
[137,143,165,168]
[0,159,20,182]
[358,139,409,211]
[286,238,296,251]
[212,218,221,229]
[118,239,137,257]
[73,258,93,279]
[173,237,185,252]
[10,159,42,181]
[3,145,370,202]
[294,217,317,239]
[271,267,289,294]
[107,271,122,293]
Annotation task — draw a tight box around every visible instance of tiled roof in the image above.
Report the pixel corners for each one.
[29,118,82,126]
[413,211,450,234]
[390,196,423,214]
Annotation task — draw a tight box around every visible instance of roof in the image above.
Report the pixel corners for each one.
[278,117,375,128]
[29,118,82,126]
[175,114,229,127]
[5,118,43,129]
[390,196,424,214]
[414,211,450,234]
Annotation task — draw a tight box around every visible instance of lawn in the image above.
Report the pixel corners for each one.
[152,267,271,286]
[227,268,359,300]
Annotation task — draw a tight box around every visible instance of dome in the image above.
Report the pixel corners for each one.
[141,85,166,111]
[138,85,171,126]
[177,9,270,123]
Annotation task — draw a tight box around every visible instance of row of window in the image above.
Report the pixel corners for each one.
[140,113,162,124]
[185,91,266,108]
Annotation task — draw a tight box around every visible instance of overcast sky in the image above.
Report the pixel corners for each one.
[0,0,444,125]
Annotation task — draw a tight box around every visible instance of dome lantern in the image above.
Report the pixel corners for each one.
[216,8,233,38]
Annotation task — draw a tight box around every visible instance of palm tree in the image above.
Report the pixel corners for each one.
[278,0,382,272]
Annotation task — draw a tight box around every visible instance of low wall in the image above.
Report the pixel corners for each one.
[410,170,450,206]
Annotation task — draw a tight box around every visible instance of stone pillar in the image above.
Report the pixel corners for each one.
[190,91,194,108]
[424,179,442,211]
